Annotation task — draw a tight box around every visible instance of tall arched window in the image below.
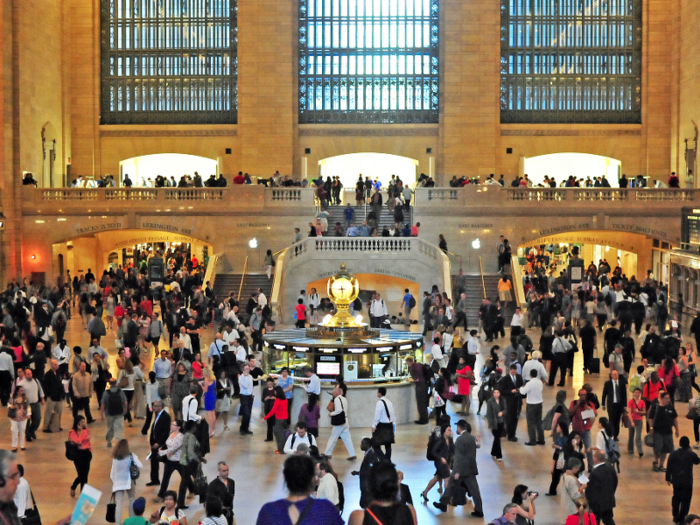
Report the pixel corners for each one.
[100,0,238,124]
[500,0,642,124]
[299,0,439,124]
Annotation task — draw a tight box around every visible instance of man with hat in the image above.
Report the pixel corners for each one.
[433,419,484,517]
[123,497,148,525]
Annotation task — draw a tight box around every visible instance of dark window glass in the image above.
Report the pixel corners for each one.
[500,0,642,124]
[100,0,238,124]
[299,0,439,124]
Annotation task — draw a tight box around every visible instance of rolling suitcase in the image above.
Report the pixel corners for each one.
[589,357,600,374]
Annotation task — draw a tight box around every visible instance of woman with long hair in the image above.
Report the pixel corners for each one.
[486,388,506,461]
[215,370,232,431]
[262,378,277,442]
[350,462,417,525]
[511,484,537,525]
[118,358,136,425]
[421,425,454,503]
[659,356,680,404]
[110,438,142,525]
[171,362,192,420]
[157,420,185,503]
[8,386,29,452]
[68,415,92,497]
[298,393,320,438]
[263,386,289,454]
[201,365,217,437]
[565,497,597,525]
[561,458,586,523]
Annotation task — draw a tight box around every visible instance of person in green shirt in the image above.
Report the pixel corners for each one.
[122,497,148,525]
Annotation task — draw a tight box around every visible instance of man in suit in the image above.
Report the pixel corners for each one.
[601,370,627,440]
[147,400,171,486]
[500,364,524,441]
[352,437,379,508]
[431,307,448,333]
[666,436,700,524]
[479,298,497,342]
[433,419,484,517]
[586,449,619,525]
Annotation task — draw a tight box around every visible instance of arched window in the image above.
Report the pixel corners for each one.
[100,0,238,124]
[299,0,439,124]
[500,0,642,124]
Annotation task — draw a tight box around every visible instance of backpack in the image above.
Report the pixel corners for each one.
[629,374,641,393]
[422,363,433,384]
[106,389,124,415]
[337,480,345,512]
[409,295,416,309]
[426,431,440,461]
[55,314,66,331]
[603,430,621,468]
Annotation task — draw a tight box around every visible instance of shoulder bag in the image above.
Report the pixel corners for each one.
[65,440,79,461]
[129,454,140,480]
[330,397,346,425]
[21,490,41,525]
[372,400,395,446]
[105,492,117,523]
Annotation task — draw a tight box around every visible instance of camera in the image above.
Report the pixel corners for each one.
[528,491,539,497]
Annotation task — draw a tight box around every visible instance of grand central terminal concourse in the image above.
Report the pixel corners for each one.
[4,0,700,524]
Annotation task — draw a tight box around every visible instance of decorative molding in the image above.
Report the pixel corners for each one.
[501,129,641,137]
[100,129,237,137]
[298,128,439,137]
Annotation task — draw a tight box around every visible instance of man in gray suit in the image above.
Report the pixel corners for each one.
[433,419,484,517]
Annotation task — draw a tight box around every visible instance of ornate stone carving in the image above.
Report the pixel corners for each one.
[501,129,641,137]
[100,129,237,137]
[298,127,439,137]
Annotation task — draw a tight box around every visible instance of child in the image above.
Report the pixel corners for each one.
[62,372,72,407]
[629,365,645,394]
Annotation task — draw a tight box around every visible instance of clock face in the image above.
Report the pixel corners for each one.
[330,278,354,301]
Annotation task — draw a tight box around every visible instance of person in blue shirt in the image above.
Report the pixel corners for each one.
[344,204,355,230]
[346,223,359,237]
[256,455,344,525]
[402,289,414,324]
[277,367,295,416]
[374,178,382,191]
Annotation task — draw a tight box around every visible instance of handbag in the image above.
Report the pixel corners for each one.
[21,491,41,525]
[65,440,79,461]
[621,410,631,429]
[129,454,140,480]
[555,451,566,471]
[194,463,208,500]
[7,406,16,419]
[105,493,116,523]
[433,390,445,408]
[687,405,700,421]
[644,433,655,448]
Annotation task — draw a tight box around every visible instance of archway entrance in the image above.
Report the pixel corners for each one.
[318,152,418,190]
[523,153,622,187]
[120,154,218,187]
[516,230,654,284]
[52,229,214,280]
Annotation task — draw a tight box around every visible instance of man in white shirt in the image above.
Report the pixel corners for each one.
[256,289,268,309]
[234,341,248,364]
[315,458,340,507]
[178,326,192,352]
[304,367,321,397]
[325,386,356,459]
[519,369,544,445]
[52,339,71,376]
[431,337,445,368]
[222,324,240,349]
[182,384,202,422]
[13,465,31,518]
[372,387,396,460]
[466,330,480,370]
[208,334,226,363]
[283,422,317,454]
[308,288,320,325]
[510,307,523,337]
[238,365,254,435]
[521,351,549,383]
[369,294,389,328]
[87,339,108,363]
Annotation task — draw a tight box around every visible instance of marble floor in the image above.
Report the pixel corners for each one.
[13,312,697,525]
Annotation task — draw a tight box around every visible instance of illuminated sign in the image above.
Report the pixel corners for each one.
[273,344,286,350]
[348,348,368,353]
[319,356,336,361]
[376,347,393,351]
[292,346,309,352]
[399,344,413,350]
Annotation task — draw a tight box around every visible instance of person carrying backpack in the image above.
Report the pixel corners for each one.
[402,288,416,324]
[100,377,127,448]
[595,417,621,472]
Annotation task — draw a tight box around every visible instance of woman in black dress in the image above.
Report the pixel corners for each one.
[349,462,417,525]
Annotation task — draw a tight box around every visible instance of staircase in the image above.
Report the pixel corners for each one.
[452,274,514,326]
[323,204,413,232]
[213,273,273,305]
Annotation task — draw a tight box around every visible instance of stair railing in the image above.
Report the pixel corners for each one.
[479,257,487,299]
[510,253,527,310]
[237,256,249,302]
[443,249,463,271]
[203,253,222,291]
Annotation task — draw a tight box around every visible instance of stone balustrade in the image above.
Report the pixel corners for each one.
[20,184,700,216]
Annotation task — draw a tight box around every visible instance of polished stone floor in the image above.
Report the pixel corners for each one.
[14,312,696,524]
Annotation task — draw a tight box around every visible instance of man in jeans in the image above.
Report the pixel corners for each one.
[100,377,128,447]
[519,369,545,445]
[238,365,254,435]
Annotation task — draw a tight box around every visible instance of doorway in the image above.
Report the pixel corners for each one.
[523,153,622,187]
[318,152,418,190]
[120,154,218,187]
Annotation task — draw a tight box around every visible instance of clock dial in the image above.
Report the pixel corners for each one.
[331,278,353,300]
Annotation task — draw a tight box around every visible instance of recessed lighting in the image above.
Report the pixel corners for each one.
[35,220,45,224]
[57,218,66,222]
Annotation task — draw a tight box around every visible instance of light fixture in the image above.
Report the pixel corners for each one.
[322,314,332,325]
[355,314,363,324]
[249,238,258,249]
[57,218,67,222]
[472,238,481,249]
[30,255,36,259]
[35,220,45,224]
